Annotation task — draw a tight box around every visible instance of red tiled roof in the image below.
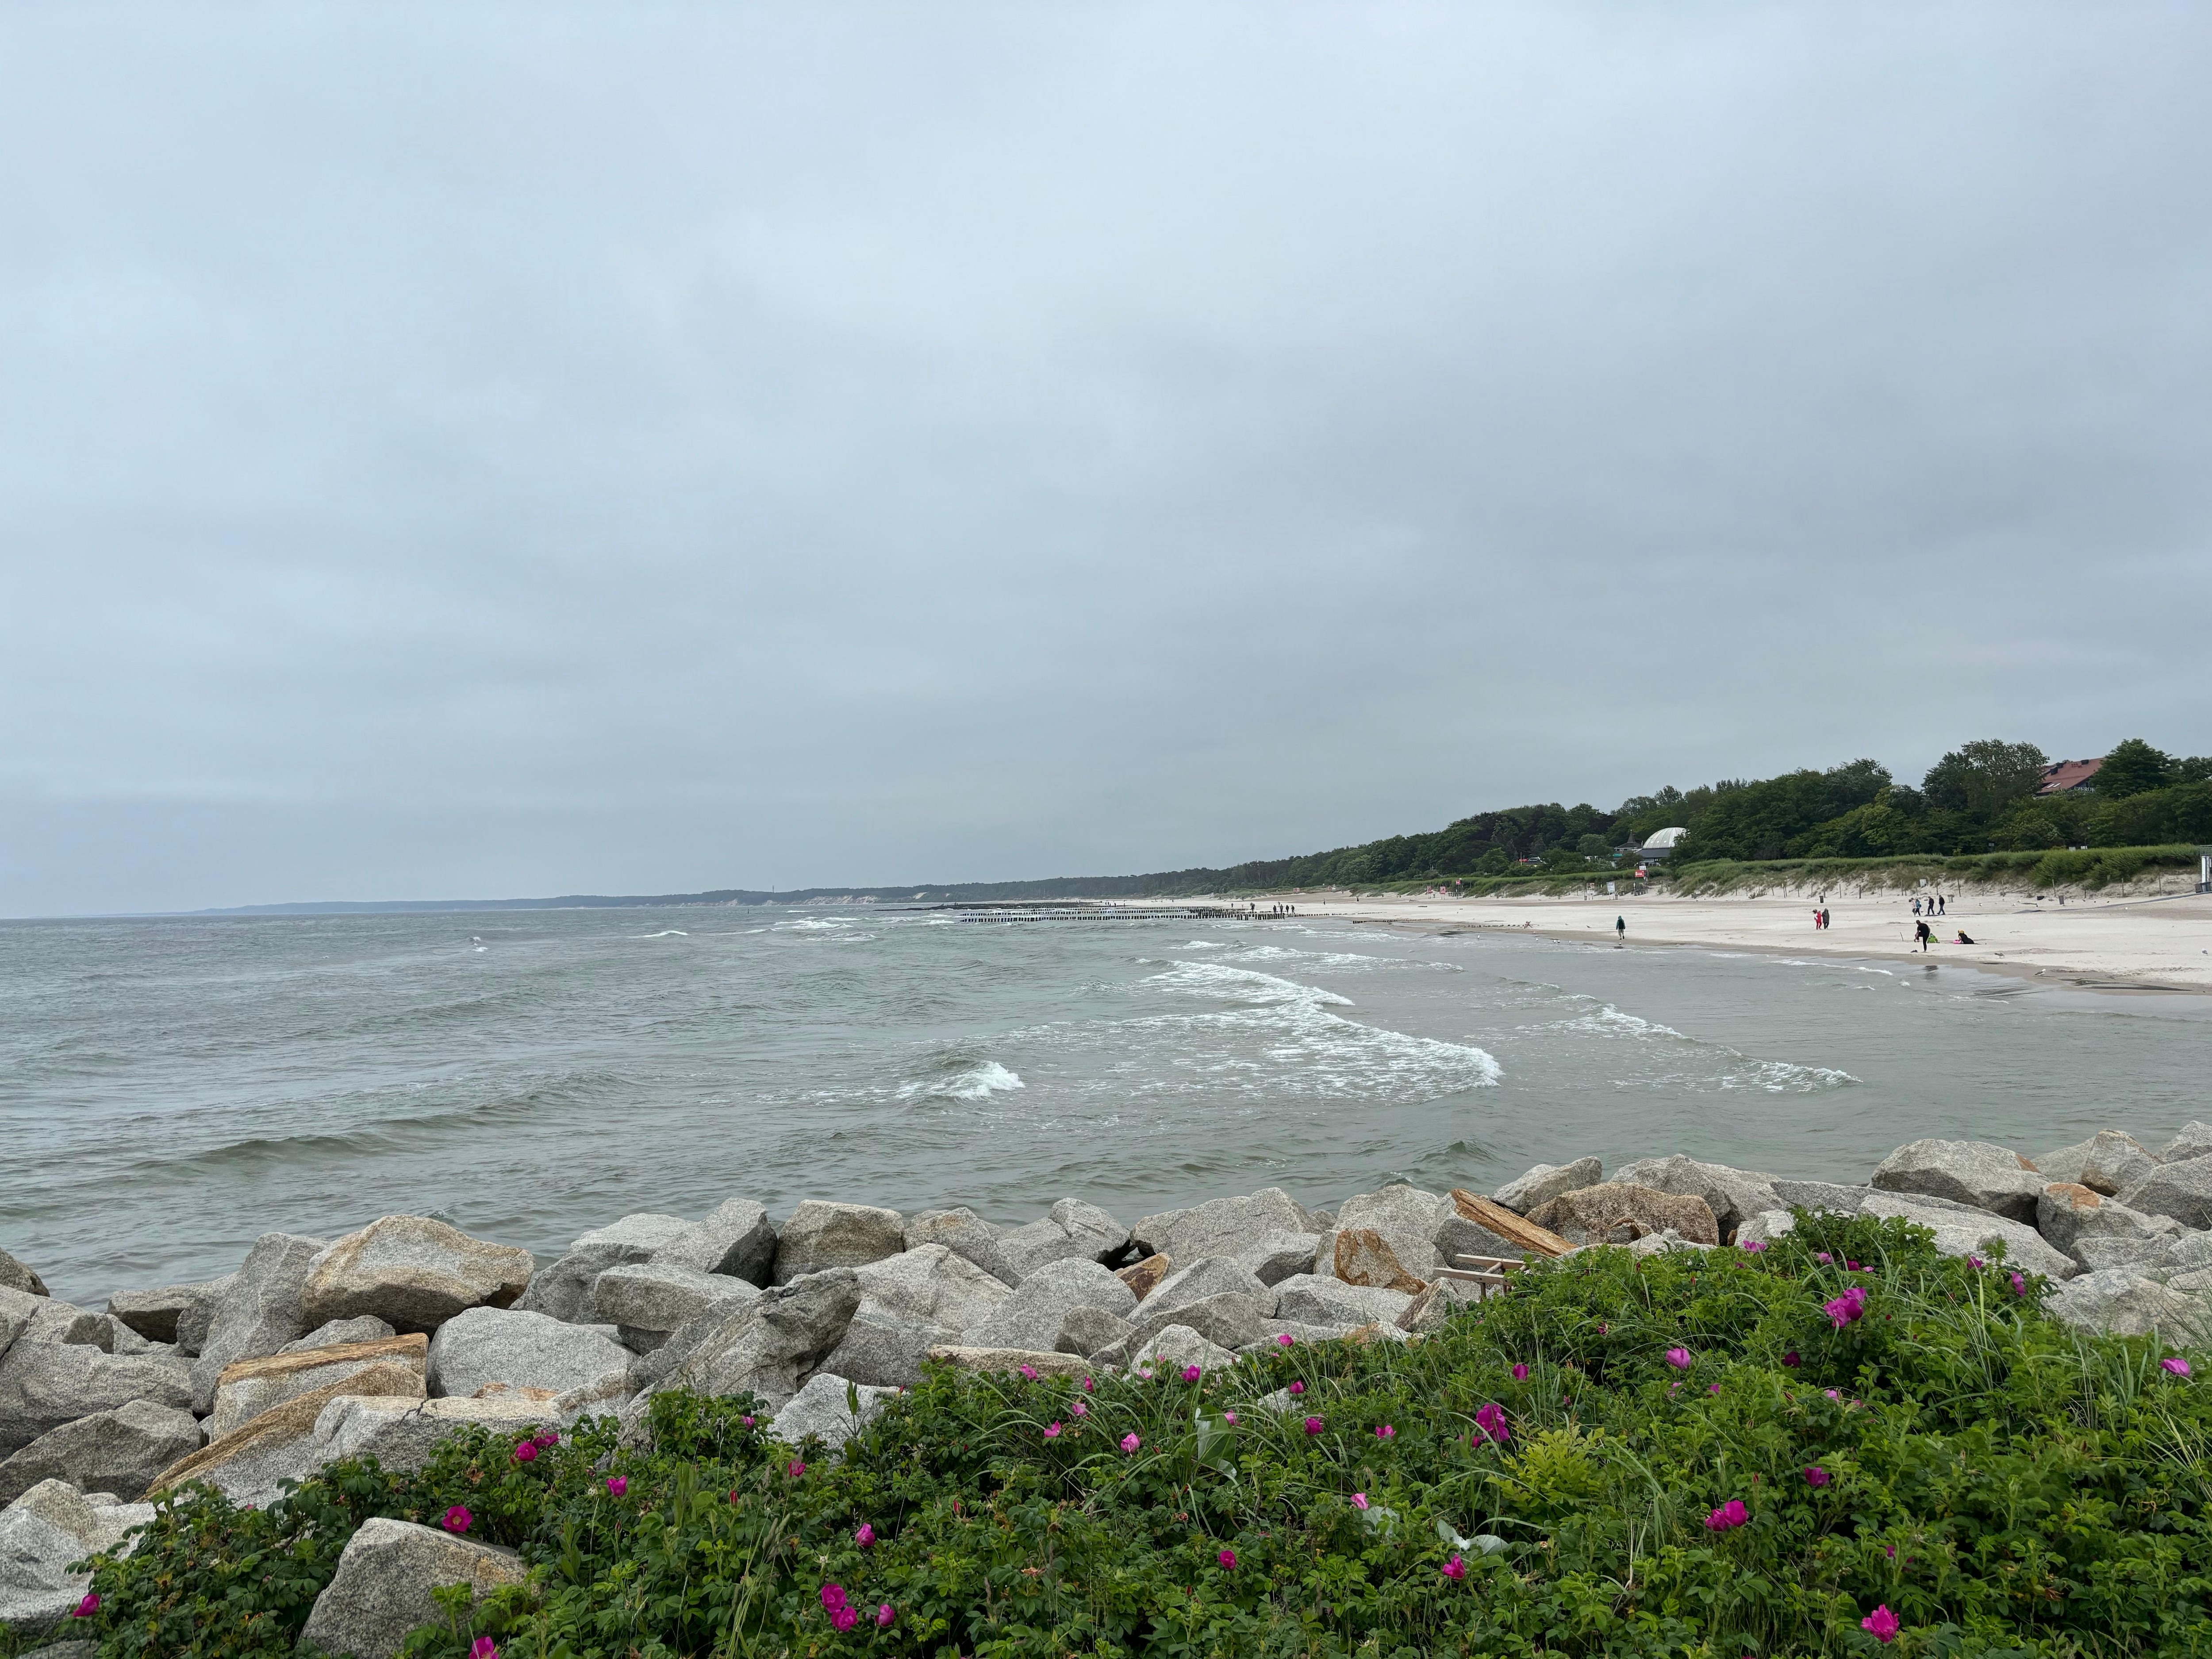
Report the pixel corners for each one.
[2034,757,2104,796]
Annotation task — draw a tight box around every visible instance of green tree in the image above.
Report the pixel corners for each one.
[1920,738,2048,822]
[2096,737,2175,799]
[1575,833,1610,856]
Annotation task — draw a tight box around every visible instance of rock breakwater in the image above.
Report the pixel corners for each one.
[6,1119,2212,1645]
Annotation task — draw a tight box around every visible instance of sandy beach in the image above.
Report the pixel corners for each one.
[1136,886,2212,994]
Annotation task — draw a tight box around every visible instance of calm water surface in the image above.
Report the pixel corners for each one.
[3,907,2206,1304]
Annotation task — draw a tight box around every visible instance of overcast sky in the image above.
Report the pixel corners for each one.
[4,4,2209,914]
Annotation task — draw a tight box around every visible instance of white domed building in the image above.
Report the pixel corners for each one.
[1640,827,1688,860]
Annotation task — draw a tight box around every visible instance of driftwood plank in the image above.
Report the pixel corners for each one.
[1450,1189,1573,1258]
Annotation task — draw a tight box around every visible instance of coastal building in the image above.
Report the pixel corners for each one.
[1640,827,1687,860]
[2034,757,2104,796]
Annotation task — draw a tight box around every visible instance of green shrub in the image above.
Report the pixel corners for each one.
[44,1213,2212,1656]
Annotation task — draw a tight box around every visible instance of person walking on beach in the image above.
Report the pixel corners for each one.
[1914,919,1933,951]
[1911,896,1921,918]
[1615,915,1626,943]
[1938,895,1947,917]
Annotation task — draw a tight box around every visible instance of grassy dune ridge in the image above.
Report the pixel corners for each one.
[35,1210,2212,1657]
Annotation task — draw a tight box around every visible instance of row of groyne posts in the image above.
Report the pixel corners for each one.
[929,901,1300,923]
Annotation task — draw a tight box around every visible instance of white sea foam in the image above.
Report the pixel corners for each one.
[1183,940,1225,949]
[898,1060,1026,1102]
[633,930,689,938]
[1148,961,1355,1007]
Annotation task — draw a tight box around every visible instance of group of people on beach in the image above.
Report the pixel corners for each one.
[1811,905,1832,929]
[1912,893,1947,917]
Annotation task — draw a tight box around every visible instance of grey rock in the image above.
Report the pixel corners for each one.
[1131,1189,1317,1265]
[1126,1291,1268,1354]
[1623,1228,1712,1258]
[2078,1132,2161,1198]
[0,1480,153,1633]
[1241,1319,1356,1354]
[818,1244,1011,1388]
[964,1259,1136,1353]
[661,1198,779,1286]
[2035,1183,2179,1262]
[516,1213,696,1324]
[2045,1270,2211,1341]
[297,1517,526,1659]
[647,1267,862,1416]
[923,1344,1088,1379]
[1492,1157,1603,1215]
[207,1336,428,1441]
[1397,1279,1480,1334]
[1735,1210,1798,1246]
[426,1308,630,1401]
[1054,1306,1135,1358]
[996,1199,1130,1281]
[153,1360,424,1506]
[0,1339,194,1459]
[904,1209,1018,1286]
[2034,1138,2096,1187]
[2158,1122,2212,1165]
[311,1394,562,1473]
[2075,1235,2175,1275]
[1614,1155,1784,1239]
[1434,1212,1526,1268]
[1320,1185,1446,1279]
[2165,1230,2212,1271]
[772,1202,906,1284]
[1528,1183,1719,1247]
[2122,1158,2212,1232]
[21,1642,96,1659]
[1146,1257,1272,1321]
[1234,1232,1319,1286]
[282,1317,398,1353]
[0,1401,202,1505]
[301,1216,534,1334]
[1270,1273,1415,1329]
[104,1323,169,1358]
[1127,1324,1237,1376]
[0,1251,47,1300]
[1870,1139,2044,1222]
[590,1261,759,1343]
[764,1371,895,1456]
[188,1232,325,1413]
[172,1277,232,1357]
[1859,1190,2076,1279]
[106,1283,215,1347]
[1770,1180,1869,1215]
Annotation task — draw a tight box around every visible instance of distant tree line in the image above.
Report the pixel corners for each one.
[1073,737,2212,895]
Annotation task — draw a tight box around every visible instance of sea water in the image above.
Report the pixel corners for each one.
[3,907,2207,1304]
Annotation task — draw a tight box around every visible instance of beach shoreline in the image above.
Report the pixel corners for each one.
[1129,887,2212,995]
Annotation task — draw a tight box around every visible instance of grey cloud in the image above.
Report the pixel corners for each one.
[3,4,2209,912]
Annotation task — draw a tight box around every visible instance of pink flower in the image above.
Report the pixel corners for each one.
[1862,1604,1900,1643]
[831,1605,858,1632]
[531,1430,558,1449]
[855,1523,875,1548]
[1703,1499,1748,1532]
[1083,1375,1095,1391]
[1182,1365,1202,1382]
[1375,1424,1394,1440]
[605,1476,628,1496]
[741,1414,755,1427]
[1303,1416,1324,1435]
[1277,1333,1295,1347]
[1071,1398,1088,1417]
[2163,1356,2193,1376]
[1510,1363,1529,1381]
[1044,1421,1062,1439]
[1804,1466,1830,1487]
[471,1641,499,1659]
[1288,1380,1305,1395]
[1782,1351,1800,1367]
[513,1440,538,1463]
[1824,1389,1841,1400]
[876,1602,895,1627]
[1121,1432,1141,1454]
[1018,1364,1039,1380]
[1665,1347,1692,1369]
[2010,1271,2026,1296]
[1824,1286,1868,1329]
[1218,1548,1237,1569]
[787,1460,805,1479]
[1223,1410,1238,1425]
[1966,1256,1984,1270]
[442,1505,472,1533]
[73,1591,99,1618]
[1138,1367,1154,1381]
[1740,1239,1767,1253]
[1351,1492,1370,1510]
[821,1582,848,1611]
[1815,1252,1832,1264]
[1442,1553,1467,1581]
[1473,1402,1510,1445]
